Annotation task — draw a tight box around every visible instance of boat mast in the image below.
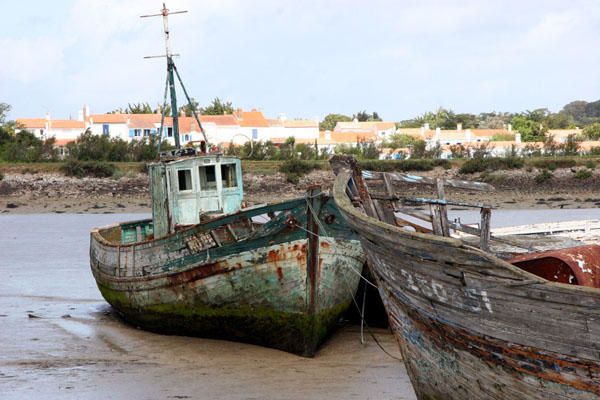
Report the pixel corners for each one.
[141,3,188,149]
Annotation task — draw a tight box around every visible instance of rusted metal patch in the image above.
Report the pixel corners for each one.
[510,245,600,288]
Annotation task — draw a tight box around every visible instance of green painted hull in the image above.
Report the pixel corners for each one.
[90,197,365,356]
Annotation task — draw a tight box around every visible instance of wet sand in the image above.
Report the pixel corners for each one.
[0,214,416,400]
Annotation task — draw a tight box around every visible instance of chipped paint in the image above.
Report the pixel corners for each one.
[91,195,366,356]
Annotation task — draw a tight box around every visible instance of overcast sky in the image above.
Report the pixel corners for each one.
[2,0,599,121]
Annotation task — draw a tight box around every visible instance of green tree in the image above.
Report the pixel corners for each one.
[353,111,382,122]
[0,102,11,124]
[563,134,581,156]
[546,112,573,129]
[383,133,416,148]
[561,100,588,124]
[154,104,171,116]
[201,97,234,115]
[319,113,351,131]
[127,102,153,114]
[585,100,600,119]
[477,112,512,129]
[179,98,200,117]
[583,123,600,140]
[1,130,44,162]
[511,114,547,142]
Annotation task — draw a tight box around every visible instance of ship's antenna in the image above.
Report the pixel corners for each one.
[142,3,209,152]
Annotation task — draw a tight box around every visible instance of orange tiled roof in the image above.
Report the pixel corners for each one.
[319,130,378,144]
[128,114,161,129]
[395,128,423,137]
[53,138,77,146]
[16,118,46,128]
[199,114,239,126]
[239,111,269,127]
[51,120,85,129]
[90,113,129,123]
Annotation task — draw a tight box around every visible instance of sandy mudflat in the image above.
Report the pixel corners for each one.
[0,298,415,400]
[0,212,417,400]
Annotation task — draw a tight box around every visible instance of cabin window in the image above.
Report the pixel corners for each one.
[198,165,217,191]
[221,164,238,188]
[177,169,193,191]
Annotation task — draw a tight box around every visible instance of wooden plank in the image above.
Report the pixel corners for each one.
[365,170,495,192]
[404,197,492,209]
[436,178,450,237]
[480,207,491,252]
[395,207,433,223]
[430,204,444,236]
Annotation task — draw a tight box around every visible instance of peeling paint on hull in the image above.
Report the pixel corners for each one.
[90,198,365,356]
[332,168,600,399]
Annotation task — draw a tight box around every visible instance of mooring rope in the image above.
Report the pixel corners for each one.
[301,196,402,362]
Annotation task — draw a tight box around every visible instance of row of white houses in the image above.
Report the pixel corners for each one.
[17,105,588,159]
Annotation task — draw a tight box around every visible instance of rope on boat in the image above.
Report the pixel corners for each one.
[301,196,402,362]
[338,256,403,362]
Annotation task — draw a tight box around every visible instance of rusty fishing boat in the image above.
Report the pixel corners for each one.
[89,5,364,357]
[331,155,600,399]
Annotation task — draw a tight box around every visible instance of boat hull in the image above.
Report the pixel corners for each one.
[91,211,364,356]
[332,169,600,399]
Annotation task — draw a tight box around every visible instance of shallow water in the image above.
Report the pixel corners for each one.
[448,207,600,228]
[0,213,414,400]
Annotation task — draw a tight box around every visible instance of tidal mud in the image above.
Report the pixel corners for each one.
[0,213,416,400]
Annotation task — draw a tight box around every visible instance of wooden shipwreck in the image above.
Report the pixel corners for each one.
[89,5,365,357]
[90,182,364,356]
[331,155,600,399]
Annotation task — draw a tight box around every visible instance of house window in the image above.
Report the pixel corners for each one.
[143,129,150,136]
[198,165,217,191]
[252,128,258,139]
[167,127,173,137]
[221,164,238,188]
[134,129,142,137]
[177,169,193,191]
[39,129,44,138]
[103,124,110,135]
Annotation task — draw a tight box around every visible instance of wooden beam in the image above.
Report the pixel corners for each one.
[364,171,495,192]
[436,178,450,237]
[480,207,491,252]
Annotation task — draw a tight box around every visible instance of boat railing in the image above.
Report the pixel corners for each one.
[331,155,526,252]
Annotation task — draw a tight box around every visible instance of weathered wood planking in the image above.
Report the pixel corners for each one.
[362,170,495,192]
[332,167,600,399]
[90,194,365,357]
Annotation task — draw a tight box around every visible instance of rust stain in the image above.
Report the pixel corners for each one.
[166,261,240,286]
[276,267,284,282]
[267,249,283,263]
[320,241,330,249]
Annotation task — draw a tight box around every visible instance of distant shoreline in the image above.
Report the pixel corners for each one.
[2,166,600,214]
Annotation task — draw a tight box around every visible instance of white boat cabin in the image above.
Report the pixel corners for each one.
[148,152,243,238]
